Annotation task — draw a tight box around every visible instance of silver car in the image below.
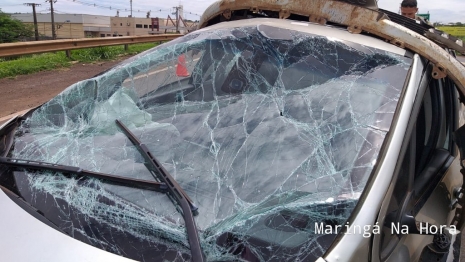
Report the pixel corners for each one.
[1,0,465,261]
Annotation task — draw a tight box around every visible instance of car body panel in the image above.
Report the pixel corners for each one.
[0,188,135,262]
[0,18,411,262]
[2,1,465,261]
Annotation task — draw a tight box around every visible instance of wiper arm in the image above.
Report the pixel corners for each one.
[115,119,204,262]
[0,157,168,192]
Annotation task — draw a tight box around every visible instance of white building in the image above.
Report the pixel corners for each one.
[11,13,112,39]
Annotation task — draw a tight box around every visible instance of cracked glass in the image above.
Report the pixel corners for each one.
[1,22,411,261]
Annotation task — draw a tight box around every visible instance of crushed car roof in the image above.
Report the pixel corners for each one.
[199,0,465,100]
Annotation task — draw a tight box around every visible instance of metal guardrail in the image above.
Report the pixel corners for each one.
[0,34,183,58]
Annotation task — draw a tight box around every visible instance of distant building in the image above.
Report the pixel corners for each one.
[111,17,161,36]
[11,13,197,39]
[110,17,195,36]
[11,13,111,39]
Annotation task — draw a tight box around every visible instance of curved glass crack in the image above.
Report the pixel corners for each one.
[4,22,411,261]
[115,119,203,261]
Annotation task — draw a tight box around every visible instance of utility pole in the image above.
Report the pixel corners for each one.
[130,0,133,17]
[46,0,57,39]
[24,3,41,41]
[172,6,180,33]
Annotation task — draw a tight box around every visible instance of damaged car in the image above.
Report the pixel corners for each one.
[1,0,465,261]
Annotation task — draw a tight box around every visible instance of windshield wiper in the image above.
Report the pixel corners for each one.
[0,157,168,192]
[115,119,204,262]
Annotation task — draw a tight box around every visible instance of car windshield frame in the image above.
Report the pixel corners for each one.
[0,19,412,261]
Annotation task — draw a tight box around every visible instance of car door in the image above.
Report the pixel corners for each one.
[373,60,462,262]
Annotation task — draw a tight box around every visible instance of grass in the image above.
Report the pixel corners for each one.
[70,43,158,62]
[0,42,158,79]
[455,36,465,56]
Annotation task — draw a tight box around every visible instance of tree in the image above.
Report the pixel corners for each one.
[0,9,34,43]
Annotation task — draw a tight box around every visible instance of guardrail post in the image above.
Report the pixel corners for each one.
[65,50,71,58]
[124,44,129,51]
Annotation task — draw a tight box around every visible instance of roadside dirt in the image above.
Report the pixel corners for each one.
[0,56,129,119]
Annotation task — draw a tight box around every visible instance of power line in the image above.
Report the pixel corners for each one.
[2,4,26,7]
[63,0,128,12]
[52,9,74,14]
[183,10,201,17]
[61,0,169,14]
[10,12,50,16]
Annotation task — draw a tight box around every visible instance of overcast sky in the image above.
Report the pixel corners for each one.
[2,0,464,23]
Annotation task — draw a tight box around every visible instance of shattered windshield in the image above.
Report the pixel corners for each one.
[1,22,410,261]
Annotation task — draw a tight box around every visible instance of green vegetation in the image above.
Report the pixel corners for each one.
[70,43,157,62]
[0,9,34,43]
[0,43,158,79]
[0,52,69,78]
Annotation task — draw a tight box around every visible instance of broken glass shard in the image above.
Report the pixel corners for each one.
[0,20,411,261]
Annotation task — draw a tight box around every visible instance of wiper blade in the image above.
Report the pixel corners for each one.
[115,120,198,211]
[115,119,204,262]
[0,157,168,192]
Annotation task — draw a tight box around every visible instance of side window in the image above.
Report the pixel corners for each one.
[414,78,452,176]
[411,77,457,203]
[379,72,457,261]
[442,77,458,154]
